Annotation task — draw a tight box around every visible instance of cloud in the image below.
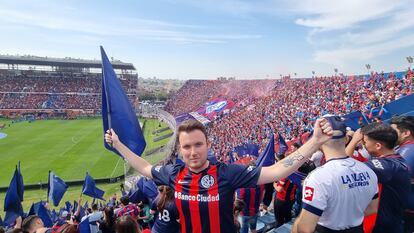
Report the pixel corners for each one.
[287,0,414,67]
[0,1,262,44]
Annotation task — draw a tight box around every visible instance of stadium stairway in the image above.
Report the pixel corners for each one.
[255,212,277,233]
[255,212,294,233]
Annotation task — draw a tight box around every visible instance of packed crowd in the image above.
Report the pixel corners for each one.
[0,71,138,110]
[165,70,414,161]
[1,191,172,233]
[0,93,137,110]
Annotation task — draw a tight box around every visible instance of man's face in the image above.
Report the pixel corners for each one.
[178,130,210,172]
[362,135,381,156]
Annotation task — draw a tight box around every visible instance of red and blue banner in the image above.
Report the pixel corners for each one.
[197,98,235,120]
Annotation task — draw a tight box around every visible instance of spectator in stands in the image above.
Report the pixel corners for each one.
[292,116,378,233]
[273,177,297,227]
[5,229,23,233]
[115,216,141,233]
[21,215,51,233]
[81,204,103,233]
[150,186,180,233]
[389,116,414,233]
[361,122,411,233]
[233,199,246,233]
[136,199,153,229]
[99,207,116,233]
[55,224,79,233]
[117,196,139,219]
[236,162,265,233]
[105,118,334,233]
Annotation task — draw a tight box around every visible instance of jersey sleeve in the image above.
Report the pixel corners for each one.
[151,164,175,186]
[225,164,262,189]
[365,159,393,183]
[301,173,329,216]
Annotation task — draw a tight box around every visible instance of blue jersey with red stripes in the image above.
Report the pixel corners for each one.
[365,154,411,233]
[396,140,414,211]
[151,162,261,233]
[117,204,139,218]
[236,185,265,217]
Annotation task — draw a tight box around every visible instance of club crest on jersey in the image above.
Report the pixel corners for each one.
[200,175,215,189]
[304,186,314,201]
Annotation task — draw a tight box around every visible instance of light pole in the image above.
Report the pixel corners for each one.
[406,56,413,69]
[365,64,371,76]
[312,71,315,78]
[334,68,338,77]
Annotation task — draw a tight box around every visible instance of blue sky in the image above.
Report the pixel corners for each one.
[1,0,413,79]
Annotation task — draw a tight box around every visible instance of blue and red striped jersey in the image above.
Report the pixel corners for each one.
[117,204,139,218]
[151,162,261,233]
[275,178,297,201]
[236,185,265,217]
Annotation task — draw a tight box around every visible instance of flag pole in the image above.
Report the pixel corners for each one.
[47,170,51,203]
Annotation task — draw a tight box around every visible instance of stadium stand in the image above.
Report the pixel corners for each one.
[0,55,138,118]
[165,71,414,162]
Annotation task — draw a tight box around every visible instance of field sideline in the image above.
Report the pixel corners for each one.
[0,117,172,187]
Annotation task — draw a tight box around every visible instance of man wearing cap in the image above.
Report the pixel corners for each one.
[292,116,379,233]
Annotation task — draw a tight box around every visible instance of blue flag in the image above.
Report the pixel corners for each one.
[246,143,259,157]
[65,201,72,212]
[28,202,53,227]
[82,173,105,200]
[278,133,288,155]
[207,149,217,163]
[287,171,307,189]
[51,209,58,223]
[79,217,91,233]
[234,145,249,157]
[4,166,24,225]
[128,188,145,203]
[101,46,146,157]
[47,171,68,207]
[137,177,158,200]
[73,200,78,212]
[4,212,19,228]
[79,205,86,220]
[83,201,89,209]
[17,162,24,202]
[256,134,275,167]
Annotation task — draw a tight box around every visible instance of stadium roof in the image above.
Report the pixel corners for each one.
[0,55,135,70]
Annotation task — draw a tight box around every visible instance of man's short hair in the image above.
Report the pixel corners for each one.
[361,122,398,149]
[390,115,414,136]
[92,203,98,211]
[22,215,40,233]
[120,196,129,206]
[177,120,208,142]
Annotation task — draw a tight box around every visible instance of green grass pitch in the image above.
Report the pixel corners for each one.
[0,117,172,214]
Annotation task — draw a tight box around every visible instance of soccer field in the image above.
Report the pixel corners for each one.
[0,118,172,187]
